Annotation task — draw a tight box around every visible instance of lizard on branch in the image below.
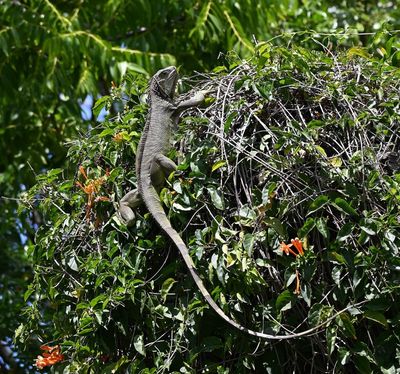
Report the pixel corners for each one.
[118,66,362,340]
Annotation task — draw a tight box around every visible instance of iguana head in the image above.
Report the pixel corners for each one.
[150,66,179,100]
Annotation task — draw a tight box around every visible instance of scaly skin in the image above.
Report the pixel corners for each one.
[118,66,362,339]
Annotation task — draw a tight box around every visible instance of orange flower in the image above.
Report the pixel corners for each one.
[280,238,304,257]
[112,132,125,143]
[34,345,64,370]
[280,242,298,256]
[291,238,304,255]
[280,239,305,295]
[76,166,109,221]
[78,165,88,180]
[295,270,301,295]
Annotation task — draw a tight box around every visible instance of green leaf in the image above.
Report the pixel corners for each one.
[306,119,325,129]
[117,61,148,76]
[59,180,74,191]
[161,278,176,302]
[331,266,341,285]
[298,217,315,237]
[357,230,370,245]
[329,156,342,168]
[339,312,356,339]
[326,325,337,355]
[104,356,130,373]
[189,0,212,39]
[172,180,183,194]
[24,285,34,302]
[134,335,146,356]
[316,217,329,238]
[67,256,79,271]
[207,185,225,210]
[93,96,110,117]
[211,160,227,172]
[354,356,371,374]
[261,182,276,205]
[301,283,312,307]
[365,297,391,312]
[333,198,358,217]
[78,317,94,335]
[222,8,254,51]
[242,233,255,256]
[109,150,118,166]
[48,168,63,176]
[337,222,353,242]
[347,46,371,59]
[94,310,103,325]
[314,145,327,157]
[223,111,237,132]
[308,303,333,326]
[0,34,9,56]
[90,294,106,308]
[307,195,329,215]
[264,217,286,238]
[14,324,24,341]
[363,310,388,328]
[276,290,294,312]
[328,251,347,265]
[199,336,223,352]
[338,347,351,365]
[392,50,400,67]
[286,272,297,287]
[359,219,378,236]
[238,205,257,222]
[99,128,115,137]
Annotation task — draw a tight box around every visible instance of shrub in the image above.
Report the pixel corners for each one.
[19,43,400,373]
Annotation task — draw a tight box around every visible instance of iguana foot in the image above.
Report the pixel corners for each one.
[118,189,142,226]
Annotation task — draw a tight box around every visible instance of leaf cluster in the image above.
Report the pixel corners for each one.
[18,42,400,373]
[2,4,400,369]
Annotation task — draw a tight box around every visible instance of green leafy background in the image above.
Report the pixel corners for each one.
[1,0,400,372]
[20,44,400,372]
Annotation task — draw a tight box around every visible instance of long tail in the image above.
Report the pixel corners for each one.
[140,180,361,340]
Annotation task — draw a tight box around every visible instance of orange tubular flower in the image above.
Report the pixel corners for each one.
[291,238,304,256]
[34,345,64,370]
[279,239,305,295]
[76,166,109,222]
[280,242,298,256]
[280,238,305,257]
[295,270,301,295]
[78,165,88,180]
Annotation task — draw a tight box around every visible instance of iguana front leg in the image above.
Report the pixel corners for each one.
[175,90,208,114]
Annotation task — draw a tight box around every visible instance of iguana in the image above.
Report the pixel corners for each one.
[119,66,361,339]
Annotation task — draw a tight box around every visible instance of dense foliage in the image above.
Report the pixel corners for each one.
[1,0,400,371]
[19,43,400,372]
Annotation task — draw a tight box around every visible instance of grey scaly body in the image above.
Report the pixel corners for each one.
[119,66,360,339]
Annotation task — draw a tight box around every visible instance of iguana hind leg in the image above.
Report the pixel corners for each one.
[119,189,142,226]
[119,155,177,225]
